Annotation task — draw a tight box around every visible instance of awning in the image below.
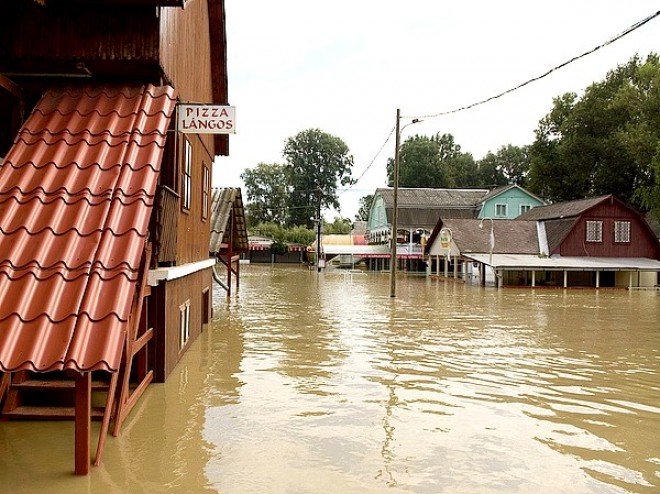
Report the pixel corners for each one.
[463,253,660,271]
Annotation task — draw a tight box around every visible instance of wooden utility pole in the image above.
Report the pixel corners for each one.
[390,109,401,298]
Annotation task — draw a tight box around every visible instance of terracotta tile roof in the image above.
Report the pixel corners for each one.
[0,85,177,373]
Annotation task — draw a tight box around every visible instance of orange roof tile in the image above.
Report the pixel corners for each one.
[0,85,177,373]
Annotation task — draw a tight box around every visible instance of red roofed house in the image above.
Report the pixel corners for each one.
[0,0,229,474]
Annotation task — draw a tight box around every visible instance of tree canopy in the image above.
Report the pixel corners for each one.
[356,194,374,222]
[386,133,476,188]
[528,53,660,213]
[241,162,290,228]
[283,128,355,228]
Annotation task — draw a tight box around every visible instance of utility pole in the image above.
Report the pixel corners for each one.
[390,109,401,298]
[316,188,322,273]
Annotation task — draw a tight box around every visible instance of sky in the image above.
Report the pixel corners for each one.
[214,1,660,221]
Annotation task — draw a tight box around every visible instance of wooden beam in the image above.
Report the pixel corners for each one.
[74,373,91,475]
[93,371,119,467]
[0,74,22,99]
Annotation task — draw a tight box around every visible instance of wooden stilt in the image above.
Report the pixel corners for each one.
[74,373,92,475]
[0,372,9,405]
[93,369,120,466]
[113,242,153,437]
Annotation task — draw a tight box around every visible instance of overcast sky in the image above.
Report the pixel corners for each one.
[215,1,659,221]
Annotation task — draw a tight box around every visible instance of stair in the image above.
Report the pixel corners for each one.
[1,371,111,421]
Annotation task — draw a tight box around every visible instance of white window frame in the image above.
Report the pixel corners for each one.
[614,220,631,243]
[519,204,532,215]
[586,220,603,243]
[495,203,508,218]
[182,138,192,211]
[179,300,191,349]
[202,162,210,221]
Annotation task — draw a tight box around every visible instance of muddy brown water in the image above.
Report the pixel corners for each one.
[1,264,659,493]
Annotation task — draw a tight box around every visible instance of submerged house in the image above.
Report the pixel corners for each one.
[426,195,660,288]
[0,0,229,474]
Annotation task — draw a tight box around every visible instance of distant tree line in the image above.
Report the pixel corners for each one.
[243,53,660,231]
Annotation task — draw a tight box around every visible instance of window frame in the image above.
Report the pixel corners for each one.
[182,137,192,212]
[202,161,210,222]
[585,220,603,243]
[519,204,532,215]
[494,203,508,218]
[179,300,191,349]
[613,220,631,243]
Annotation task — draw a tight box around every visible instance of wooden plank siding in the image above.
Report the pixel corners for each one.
[557,201,660,258]
[151,268,212,383]
[0,3,160,78]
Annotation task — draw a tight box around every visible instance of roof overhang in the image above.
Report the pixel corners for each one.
[463,253,660,271]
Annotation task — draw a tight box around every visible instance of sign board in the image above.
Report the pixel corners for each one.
[178,104,236,134]
[439,228,452,250]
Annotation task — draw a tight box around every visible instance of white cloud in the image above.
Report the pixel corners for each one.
[215,1,660,220]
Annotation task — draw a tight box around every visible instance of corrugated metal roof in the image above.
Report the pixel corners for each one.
[0,84,176,373]
[464,253,660,271]
[376,187,489,208]
[209,187,248,254]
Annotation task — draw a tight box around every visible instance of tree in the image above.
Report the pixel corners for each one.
[324,216,352,234]
[356,194,374,222]
[386,133,476,188]
[241,163,290,227]
[283,129,355,228]
[528,53,660,208]
[477,144,531,187]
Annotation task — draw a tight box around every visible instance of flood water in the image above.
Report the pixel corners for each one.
[1,264,659,493]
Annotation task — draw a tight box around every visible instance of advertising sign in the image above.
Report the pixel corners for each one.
[439,228,452,250]
[178,104,236,134]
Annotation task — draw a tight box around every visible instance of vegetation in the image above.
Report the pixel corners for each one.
[242,54,660,224]
[528,53,660,216]
[283,128,355,228]
[241,163,290,228]
[356,194,374,222]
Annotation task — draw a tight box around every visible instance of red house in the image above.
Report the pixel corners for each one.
[426,195,660,288]
[0,0,229,474]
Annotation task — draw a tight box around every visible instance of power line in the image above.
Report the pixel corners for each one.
[406,10,660,120]
[339,125,395,196]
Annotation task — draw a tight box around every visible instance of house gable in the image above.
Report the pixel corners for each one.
[479,185,545,219]
[557,197,660,258]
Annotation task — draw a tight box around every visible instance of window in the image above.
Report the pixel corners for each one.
[495,203,508,217]
[614,220,631,243]
[585,220,603,242]
[182,138,192,211]
[202,162,210,221]
[179,301,191,349]
[519,204,532,215]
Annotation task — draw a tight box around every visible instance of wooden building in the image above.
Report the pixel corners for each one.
[0,0,229,474]
[426,195,660,288]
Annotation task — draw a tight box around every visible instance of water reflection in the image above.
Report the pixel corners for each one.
[0,264,658,493]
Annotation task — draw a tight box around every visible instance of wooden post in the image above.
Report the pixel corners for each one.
[74,372,92,475]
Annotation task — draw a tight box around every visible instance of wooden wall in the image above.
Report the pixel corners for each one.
[559,201,660,258]
[151,268,212,383]
[0,3,160,77]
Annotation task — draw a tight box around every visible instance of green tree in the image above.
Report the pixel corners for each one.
[356,194,374,222]
[324,216,352,234]
[477,144,530,187]
[386,133,476,188]
[241,163,290,227]
[283,128,355,228]
[528,53,660,208]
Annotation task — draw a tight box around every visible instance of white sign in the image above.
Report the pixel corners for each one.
[178,104,236,134]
